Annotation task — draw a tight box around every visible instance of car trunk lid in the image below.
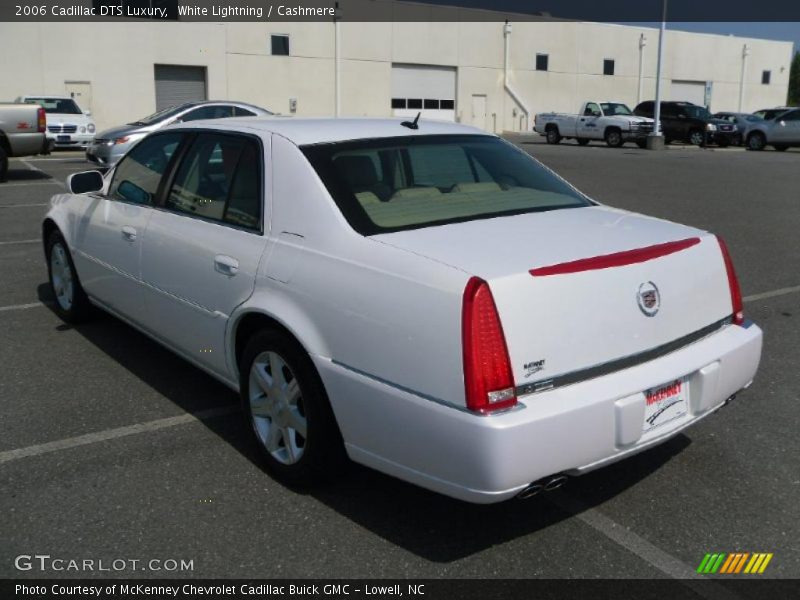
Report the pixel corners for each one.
[373,206,733,388]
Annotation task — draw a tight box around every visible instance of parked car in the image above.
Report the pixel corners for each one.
[752,106,796,121]
[744,108,800,151]
[85,101,273,166]
[0,101,51,182]
[712,112,764,146]
[633,101,737,146]
[534,101,655,148]
[42,118,762,503]
[17,95,96,150]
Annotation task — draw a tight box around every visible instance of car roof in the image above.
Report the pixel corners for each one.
[169,117,491,146]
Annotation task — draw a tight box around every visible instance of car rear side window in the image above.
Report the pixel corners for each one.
[164,133,262,231]
[302,134,591,235]
[109,133,183,205]
[182,106,235,122]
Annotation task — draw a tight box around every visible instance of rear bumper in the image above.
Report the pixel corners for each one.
[316,321,762,503]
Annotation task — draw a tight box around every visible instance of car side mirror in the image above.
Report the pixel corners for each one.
[117,180,151,204]
[66,170,104,194]
[592,111,601,117]
[84,110,92,117]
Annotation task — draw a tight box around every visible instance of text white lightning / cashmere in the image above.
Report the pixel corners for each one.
[41,117,762,503]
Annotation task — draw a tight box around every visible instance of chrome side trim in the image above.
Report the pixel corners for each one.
[516,316,734,397]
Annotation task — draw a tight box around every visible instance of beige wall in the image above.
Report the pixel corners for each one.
[0,19,792,133]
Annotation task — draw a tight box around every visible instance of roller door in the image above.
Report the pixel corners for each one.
[391,64,456,122]
[154,65,207,111]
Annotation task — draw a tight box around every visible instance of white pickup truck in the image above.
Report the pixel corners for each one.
[534,101,655,148]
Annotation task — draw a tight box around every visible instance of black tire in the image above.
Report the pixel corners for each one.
[545,127,561,145]
[46,230,93,323]
[774,144,788,152]
[747,132,766,151]
[576,138,590,146]
[604,128,624,148]
[240,328,346,487]
[688,129,705,146]
[636,140,648,149]
[0,144,8,183]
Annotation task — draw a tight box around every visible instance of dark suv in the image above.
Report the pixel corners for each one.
[633,101,736,147]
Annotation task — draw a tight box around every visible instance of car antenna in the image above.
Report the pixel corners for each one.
[401,112,421,130]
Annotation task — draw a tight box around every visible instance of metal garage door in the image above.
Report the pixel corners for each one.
[154,65,207,111]
[391,64,456,122]
[670,80,707,106]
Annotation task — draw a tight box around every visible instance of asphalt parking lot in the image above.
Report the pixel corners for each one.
[1,142,798,584]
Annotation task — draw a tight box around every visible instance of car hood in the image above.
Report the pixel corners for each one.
[45,112,93,125]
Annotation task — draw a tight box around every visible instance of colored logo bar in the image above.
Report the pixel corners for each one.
[697,553,773,574]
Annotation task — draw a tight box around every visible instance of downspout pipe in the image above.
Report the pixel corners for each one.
[334,2,341,117]
[503,21,531,131]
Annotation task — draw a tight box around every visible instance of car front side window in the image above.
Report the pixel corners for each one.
[108,133,183,205]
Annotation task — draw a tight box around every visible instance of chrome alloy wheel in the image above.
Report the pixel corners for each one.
[50,242,74,311]
[248,351,307,465]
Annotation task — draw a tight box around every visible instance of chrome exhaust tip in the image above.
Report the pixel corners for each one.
[516,483,543,500]
[543,475,568,491]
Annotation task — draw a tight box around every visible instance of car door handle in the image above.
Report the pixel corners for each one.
[214,255,239,276]
[121,226,137,242]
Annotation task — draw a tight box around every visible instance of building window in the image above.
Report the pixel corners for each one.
[271,34,290,56]
[536,54,549,71]
[424,99,439,109]
[603,59,615,76]
[440,99,455,110]
[391,98,406,109]
[762,70,771,85]
[407,98,423,109]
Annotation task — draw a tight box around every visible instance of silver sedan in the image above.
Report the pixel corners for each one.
[85,101,273,166]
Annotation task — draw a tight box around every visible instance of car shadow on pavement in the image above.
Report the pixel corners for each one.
[4,165,55,182]
[37,282,692,563]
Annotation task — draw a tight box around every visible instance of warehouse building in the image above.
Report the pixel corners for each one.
[0,5,793,133]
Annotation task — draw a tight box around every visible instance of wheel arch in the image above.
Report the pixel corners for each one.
[228,297,330,382]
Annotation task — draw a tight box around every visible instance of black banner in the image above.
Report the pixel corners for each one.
[3,579,800,600]
[2,0,800,22]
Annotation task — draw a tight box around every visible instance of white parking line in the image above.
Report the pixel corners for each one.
[743,285,800,303]
[0,405,238,465]
[552,493,740,599]
[0,239,39,245]
[0,182,62,188]
[0,302,47,313]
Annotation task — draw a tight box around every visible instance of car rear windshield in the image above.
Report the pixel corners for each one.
[601,103,632,116]
[25,98,82,114]
[302,135,592,235]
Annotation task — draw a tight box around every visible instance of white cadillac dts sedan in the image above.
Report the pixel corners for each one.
[43,118,762,503]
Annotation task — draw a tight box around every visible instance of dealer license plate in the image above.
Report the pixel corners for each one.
[643,377,688,433]
[57,135,71,142]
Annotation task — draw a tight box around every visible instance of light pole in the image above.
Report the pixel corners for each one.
[738,43,750,112]
[647,0,668,150]
[638,33,647,105]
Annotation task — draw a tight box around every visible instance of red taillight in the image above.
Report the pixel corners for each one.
[716,236,744,326]
[462,277,517,413]
[37,107,46,133]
